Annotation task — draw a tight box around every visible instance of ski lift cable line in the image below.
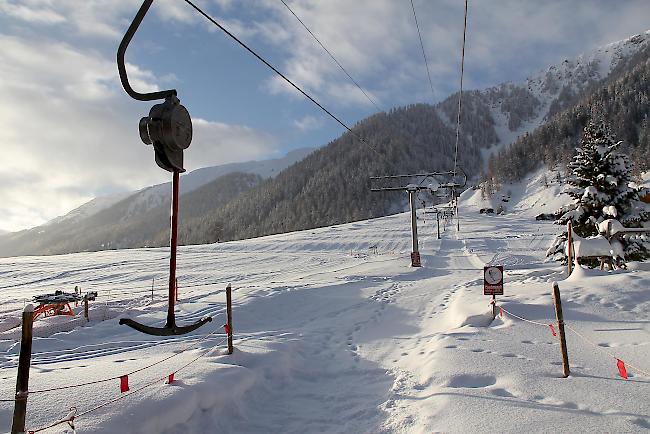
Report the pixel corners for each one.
[182,0,398,171]
[278,0,383,113]
[409,0,435,103]
[452,0,468,178]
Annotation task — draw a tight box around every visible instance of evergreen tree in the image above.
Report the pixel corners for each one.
[547,121,650,262]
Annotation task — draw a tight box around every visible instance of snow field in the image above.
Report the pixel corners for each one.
[0,178,649,432]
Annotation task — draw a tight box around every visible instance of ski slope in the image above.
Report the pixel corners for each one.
[0,186,649,433]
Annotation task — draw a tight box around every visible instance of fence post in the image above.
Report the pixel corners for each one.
[12,304,34,434]
[552,282,570,378]
[567,221,573,275]
[84,296,89,322]
[151,277,154,302]
[226,284,233,355]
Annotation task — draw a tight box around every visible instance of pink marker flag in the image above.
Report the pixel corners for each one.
[617,359,628,380]
[499,307,503,318]
[548,324,556,337]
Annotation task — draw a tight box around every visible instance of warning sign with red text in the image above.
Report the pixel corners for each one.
[484,265,504,295]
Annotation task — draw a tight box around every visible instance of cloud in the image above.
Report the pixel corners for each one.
[293,115,324,132]
[187,118,277,169]
[0,0,207,39]
[0,0,66,24]
[221,0,650,108]
[0,33,277,232]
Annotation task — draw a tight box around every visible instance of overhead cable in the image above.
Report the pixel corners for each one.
[278,0,383,113]
[409,0,436,102]
[182,0,398,170]
[453,0,468,177]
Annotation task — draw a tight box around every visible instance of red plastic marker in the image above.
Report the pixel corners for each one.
[224,323,230,335]
[499,307,503,318]
[548,324,556,337]
[617,359,628,380]
[120,375,129,393]
[167,373,175,384]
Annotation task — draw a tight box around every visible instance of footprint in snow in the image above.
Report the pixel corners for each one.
[491,388,516,398]
[446,374,496,388]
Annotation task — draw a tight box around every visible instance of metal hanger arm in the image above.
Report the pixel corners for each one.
[117,0,177,101]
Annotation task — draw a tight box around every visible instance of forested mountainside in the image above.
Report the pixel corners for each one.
[173,33,650,246]
[175,103,492,246]
[484,42,650,187]
[0,172,262,256]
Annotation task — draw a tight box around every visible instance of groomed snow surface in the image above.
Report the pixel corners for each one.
[1,172,649,433]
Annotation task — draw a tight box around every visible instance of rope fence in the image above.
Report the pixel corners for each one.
[27,323,227,394]
[28,336,229,433]
[564,322,650,379]
[494,299,649,381]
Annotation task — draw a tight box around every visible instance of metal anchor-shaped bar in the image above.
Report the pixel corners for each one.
[116,0,211,336]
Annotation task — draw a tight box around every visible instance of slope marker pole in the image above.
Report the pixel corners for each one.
[11,305,34,434]
[552,282,570,378]
[226,284,233,355]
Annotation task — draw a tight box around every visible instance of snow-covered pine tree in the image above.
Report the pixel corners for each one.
[546,120,650,263]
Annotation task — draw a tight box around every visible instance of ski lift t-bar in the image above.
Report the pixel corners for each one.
[116,0,212,336]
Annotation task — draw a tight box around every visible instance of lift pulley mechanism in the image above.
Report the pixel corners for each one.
[369,168,467,193]
[116,0,211,336]
[370,168,467,266]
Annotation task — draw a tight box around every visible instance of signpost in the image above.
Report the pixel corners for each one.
[484,265,504,318]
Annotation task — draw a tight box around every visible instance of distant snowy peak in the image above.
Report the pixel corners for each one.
[526,30,650,98]
[42,147,314,228]
[122,147,314,220]
[46,191,132,227]
[474,30,650,156]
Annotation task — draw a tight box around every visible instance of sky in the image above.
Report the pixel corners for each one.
[1,0,650,232]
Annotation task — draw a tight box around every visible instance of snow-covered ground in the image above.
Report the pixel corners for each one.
[0,176,649,433]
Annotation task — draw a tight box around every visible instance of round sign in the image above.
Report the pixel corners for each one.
[484,266,502,285]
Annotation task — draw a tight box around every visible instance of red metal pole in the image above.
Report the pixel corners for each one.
[167,170,180,328]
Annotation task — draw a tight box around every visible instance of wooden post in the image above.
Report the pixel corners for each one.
[436,212,440,240]
[456,194,460,232]
[12,304,34,434]
[226,284,233,355]
[552,282,570,378]
[151,277,154,302]
[407,187,421,267]
[567,221,573,275]
[84,296,89,321]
